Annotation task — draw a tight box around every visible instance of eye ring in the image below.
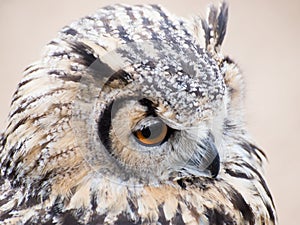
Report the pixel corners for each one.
[134,119,168,146]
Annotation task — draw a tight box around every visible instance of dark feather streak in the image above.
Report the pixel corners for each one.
[62,27,78,36]
[225,168,253,180]
[98,101,113,154]
[205,207,235,225]
[229,186,255,225]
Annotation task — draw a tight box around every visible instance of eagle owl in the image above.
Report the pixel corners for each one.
[0,2,277,225]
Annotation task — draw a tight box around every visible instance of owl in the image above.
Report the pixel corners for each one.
[0,2,277,225]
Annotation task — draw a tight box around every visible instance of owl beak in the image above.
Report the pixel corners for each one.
[206,152,220,178]
[185,134,220,178]
[199,137,220,178]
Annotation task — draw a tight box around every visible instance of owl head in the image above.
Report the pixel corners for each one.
[64,3,234,186]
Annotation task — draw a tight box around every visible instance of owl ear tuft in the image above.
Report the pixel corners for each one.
[200,1,228,53]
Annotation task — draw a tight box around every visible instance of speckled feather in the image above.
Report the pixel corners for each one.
[0,2,277,225]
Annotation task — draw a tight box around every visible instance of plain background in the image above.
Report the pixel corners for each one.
[0,0,299,224]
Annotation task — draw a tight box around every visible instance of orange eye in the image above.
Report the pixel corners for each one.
[134,121,168,146]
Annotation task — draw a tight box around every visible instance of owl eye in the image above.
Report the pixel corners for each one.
[134,119,168,146]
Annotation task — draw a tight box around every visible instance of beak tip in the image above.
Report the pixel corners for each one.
[207,154,220,178]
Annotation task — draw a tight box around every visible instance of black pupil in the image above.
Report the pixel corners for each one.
[141,127,151,138]
[141,123,163,139]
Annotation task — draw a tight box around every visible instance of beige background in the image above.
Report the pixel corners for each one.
[0,0,299,224]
